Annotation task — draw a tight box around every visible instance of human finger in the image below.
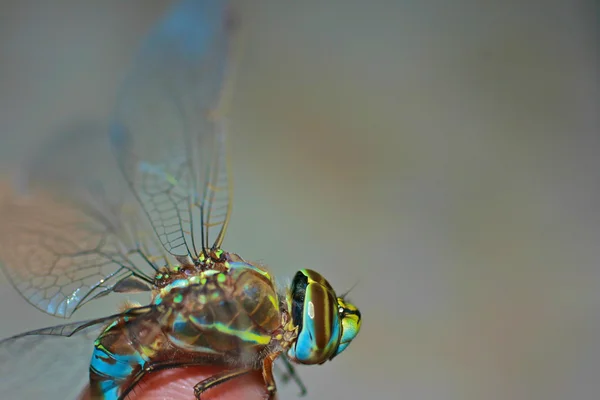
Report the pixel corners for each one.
[77,366,272,400]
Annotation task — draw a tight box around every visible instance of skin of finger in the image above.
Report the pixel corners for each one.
[77,366,274,400]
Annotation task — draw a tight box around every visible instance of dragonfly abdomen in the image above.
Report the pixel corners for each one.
[89,307,171,400]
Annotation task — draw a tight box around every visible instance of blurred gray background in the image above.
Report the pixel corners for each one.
[0,0,598,399]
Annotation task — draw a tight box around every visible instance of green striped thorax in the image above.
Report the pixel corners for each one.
[287,269,362,365]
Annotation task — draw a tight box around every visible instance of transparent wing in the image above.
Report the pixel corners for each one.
[0,306,152,400]
[0,122,163,318]
[110,0,236,260]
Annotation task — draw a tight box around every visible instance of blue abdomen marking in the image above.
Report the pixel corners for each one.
[90,341,146,400]
[89,317,148,400]
[90,343,146,381]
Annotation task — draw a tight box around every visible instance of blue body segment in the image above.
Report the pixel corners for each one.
[90,349,146,400]
[90,346,146,382]
[91,342,145,380]
[89,318,149,400]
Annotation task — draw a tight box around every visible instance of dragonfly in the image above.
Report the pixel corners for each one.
[0,1,362,399]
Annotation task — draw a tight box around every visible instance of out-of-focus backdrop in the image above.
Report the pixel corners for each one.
[0,1,598,399]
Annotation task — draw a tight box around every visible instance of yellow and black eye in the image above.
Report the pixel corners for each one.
[287,269,350,365]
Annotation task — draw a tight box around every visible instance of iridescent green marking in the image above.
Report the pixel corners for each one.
[213,249,224,259]
[189,276,201,285]
[166,279,191,290]
[217,273,226,283]
[168,314,222,354]
[266,293,278,309]
[228,261,272,280]
[189,319,271,345]
[173,293,183,304]
[154,279,192,305]
[104,320,119,331]
[154,271,171,281]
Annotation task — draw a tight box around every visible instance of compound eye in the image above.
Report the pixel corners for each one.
[287,269,341,364]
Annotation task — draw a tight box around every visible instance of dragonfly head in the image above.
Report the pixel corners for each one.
[287,269,362,365]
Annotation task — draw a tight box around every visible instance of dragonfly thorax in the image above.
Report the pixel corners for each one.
[151,252,288,360]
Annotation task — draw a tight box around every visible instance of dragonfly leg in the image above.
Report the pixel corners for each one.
[261,352,280,399]
[193,368,253,399]
[279,355,307,396]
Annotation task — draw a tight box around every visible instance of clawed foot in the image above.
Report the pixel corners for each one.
[264,385,276,400]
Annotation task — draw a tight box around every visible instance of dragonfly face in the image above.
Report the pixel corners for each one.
[287,269,362,365]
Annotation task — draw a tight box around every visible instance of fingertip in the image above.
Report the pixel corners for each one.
[78,366,270,400]
[133,366,268,400]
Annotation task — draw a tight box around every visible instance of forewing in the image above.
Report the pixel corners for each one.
[110,0,236,258]
[0,122,159,318]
